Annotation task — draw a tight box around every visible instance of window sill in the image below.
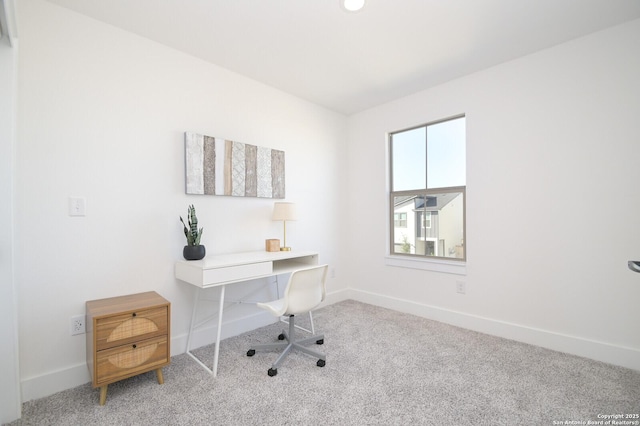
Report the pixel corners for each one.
[385,255,466,275]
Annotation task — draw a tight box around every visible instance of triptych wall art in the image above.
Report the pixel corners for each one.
[184,132,285,198]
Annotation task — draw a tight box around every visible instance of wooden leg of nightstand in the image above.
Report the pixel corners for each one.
[99,385,108,406]
[156,368,164,385]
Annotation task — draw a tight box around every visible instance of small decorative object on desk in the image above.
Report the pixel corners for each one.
[180,204,205,260]
[265,239,280,252]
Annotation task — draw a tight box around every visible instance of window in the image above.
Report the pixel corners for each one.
[394,212,407,227]
[421,211,431,229]
[389,115,466,261]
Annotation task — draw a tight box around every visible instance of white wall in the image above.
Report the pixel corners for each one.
[346,19,640,370]
[0,1,21,420]
[16,0,348,401]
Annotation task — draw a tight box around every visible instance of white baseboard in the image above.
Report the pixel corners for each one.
[349,289,640,371]
[25,287,632,402]
[21,363,90,403]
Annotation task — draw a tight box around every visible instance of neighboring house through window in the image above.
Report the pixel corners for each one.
[389,115,466,261]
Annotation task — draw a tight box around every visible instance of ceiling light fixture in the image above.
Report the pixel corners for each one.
[342,0,365,12]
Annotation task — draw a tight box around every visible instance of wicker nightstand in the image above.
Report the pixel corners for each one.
[86,291,170,405]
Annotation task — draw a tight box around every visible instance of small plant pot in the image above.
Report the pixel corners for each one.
[183,245,206,260]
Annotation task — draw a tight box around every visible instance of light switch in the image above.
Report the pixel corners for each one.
[68,197,86,216]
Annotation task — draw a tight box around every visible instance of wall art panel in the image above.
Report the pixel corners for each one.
[184,132,285,198]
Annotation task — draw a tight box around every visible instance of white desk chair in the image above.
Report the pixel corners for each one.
[247,264,328,376]
[276,277,316,335]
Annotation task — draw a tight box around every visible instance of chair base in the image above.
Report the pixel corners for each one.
[247,314,325,376]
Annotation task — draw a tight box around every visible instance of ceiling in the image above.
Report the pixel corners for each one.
[45,0,640,115]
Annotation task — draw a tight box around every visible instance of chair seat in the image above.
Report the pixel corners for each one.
[256,298,287,317]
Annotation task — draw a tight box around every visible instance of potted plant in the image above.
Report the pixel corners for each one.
[180,204,205,260]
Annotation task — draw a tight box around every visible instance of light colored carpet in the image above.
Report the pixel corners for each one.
[7,300,640,425]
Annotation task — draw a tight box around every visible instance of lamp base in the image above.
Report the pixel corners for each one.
[280,247,292,251]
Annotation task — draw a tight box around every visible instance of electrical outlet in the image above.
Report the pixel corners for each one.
[456,280,466,294]
[70,314,85,335]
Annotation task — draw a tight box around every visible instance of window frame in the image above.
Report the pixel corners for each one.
[388,114,466,267]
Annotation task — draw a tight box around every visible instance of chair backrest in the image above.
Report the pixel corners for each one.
[283,264,328,316]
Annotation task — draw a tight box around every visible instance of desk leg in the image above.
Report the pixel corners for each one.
[185,288,216,375]
[186,288,200,353]
[212,284,226,377]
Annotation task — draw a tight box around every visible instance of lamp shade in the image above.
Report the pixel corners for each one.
[272,202,297,221]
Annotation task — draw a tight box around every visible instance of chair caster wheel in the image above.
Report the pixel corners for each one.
[268,368,278,376]
[317,359,325,367]
[316,339,324,345]
[278,334,285,340]
[247,349,255,357]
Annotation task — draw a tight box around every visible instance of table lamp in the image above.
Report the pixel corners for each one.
[272,202,297,251]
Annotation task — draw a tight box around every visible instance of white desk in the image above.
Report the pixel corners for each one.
[175,250,318,376]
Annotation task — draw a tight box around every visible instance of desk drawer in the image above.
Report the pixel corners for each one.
[96,307,168,351]
[203,261,272,285]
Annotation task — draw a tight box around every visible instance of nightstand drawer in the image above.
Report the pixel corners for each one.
[96,306,168,351]
[95,335,168,386]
